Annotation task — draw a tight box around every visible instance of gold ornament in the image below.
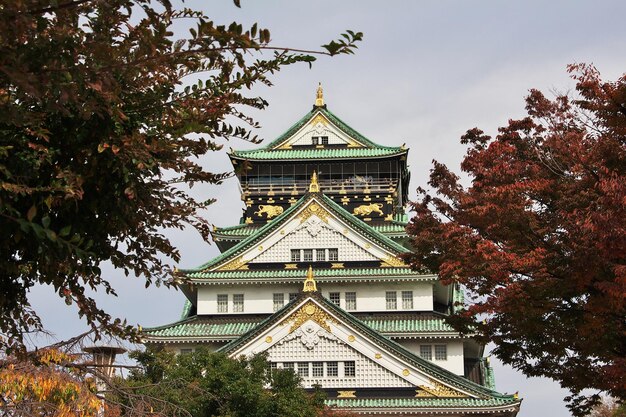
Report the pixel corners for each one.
[303,266,317,292]
[352,203,384,217]
[280,301,338,333]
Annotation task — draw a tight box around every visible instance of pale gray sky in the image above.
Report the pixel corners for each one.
[28,1,626,416]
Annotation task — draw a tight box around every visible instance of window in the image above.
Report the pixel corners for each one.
[315,249,326,261]
[329,292,340,306]
[420,345,433,361]
[344,361,355,377]
[435,345,447,361]
[386,291,397,310]
[180,348,193,355]
[289,292,299,302]
[273,293,285,312]
[312,362,324,377]
[402,291,413,309]
[297,362,309,377]
[303,249,313,261]
[270,362,278,371]
[328,248,338,261]
[217,294,228,313]
[345,292,356,311]
[233,294,244,312]
[327,361,338,377]
[311,136,319,145]
[321,136,329,145]
[283,362,295,370]
[291,249,301,262]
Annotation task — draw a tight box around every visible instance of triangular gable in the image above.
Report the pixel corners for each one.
[182,192,409,275]
[220,293,508,401]
[270,110,366,150]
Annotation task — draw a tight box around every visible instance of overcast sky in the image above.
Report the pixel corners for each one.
[28,1,626,416]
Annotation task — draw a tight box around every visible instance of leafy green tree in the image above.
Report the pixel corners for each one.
[114,348,327,417]
[404,64,626,416]
[0,0,361,355]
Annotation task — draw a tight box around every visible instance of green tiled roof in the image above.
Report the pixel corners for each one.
[144,316,263,339]
[231,147,405,161]
[213,221,407,240]
[230,107,405,161]
[186,268,434,282]
[326,396,519,409]
[143,312,457,340]
[181,192,410,275]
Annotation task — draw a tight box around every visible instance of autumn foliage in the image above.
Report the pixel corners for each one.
[404,64,626,415]
[0,348,103,416]
[0,0,361,355]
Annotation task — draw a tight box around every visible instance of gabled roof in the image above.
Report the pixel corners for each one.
[143,311,460,342]
[178,191,411,277]
[229,107,407,161]
[218,291,518,404]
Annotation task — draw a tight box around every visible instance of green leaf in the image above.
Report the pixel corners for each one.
[59,225,71,237]
[42,215,51,229]
[27,205,37,221]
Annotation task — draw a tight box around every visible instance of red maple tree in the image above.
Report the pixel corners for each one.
[404,64,626,416]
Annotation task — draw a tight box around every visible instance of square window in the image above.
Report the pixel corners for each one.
[328,248,338,261]
[344,361,355,377]
[217,294,228,313]
[386,291,397,310]
[283,362,295,370]
[233,294,244,312]
[291,249,301,262]
[329,292,340,306]
[420,345,433,361]
[297,362,309,377]
[435,345,447,361]
[311,136,319,145]
[315,249,326,261]
[327,361,338,377]
[273,293,285,312]
[303,249,313,262]
[345,292,356,311]
[312,362,324,377]
[321,136,329,145]
[289,293,298,302]
[402,291,413,309]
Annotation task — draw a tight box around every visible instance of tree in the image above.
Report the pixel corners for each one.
[590,398,626,417]
[112,347,332,417]
[404,64,626,416]
[0,0,361,355]
[0,347,104,417]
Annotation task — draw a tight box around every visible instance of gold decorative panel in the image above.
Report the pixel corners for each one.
[353,203,384,217]
[381,255,407,268]
[337,390,356,398]
[414,379,468,398]
[218,256,246,271]
[298,202,329,224]
[255,205,283,219]
[280,301,339,334]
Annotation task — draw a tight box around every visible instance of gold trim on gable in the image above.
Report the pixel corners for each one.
[415,380,468,398]
[218,256,247,271]
[280,301,339,334]
[298,202,329,224]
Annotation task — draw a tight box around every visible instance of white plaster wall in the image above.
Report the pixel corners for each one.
[319,281,433,312]
[398,339,465,375]
[197,284,301,315]
[251,226,376,264]
[197,281,433,314]
[267,332,412,389]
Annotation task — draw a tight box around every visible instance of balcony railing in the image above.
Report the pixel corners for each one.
[242,178,398,196]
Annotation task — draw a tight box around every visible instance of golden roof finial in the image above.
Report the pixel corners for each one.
[309,171,320,193]
[303,265,317,292]
[315,82,324,107]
